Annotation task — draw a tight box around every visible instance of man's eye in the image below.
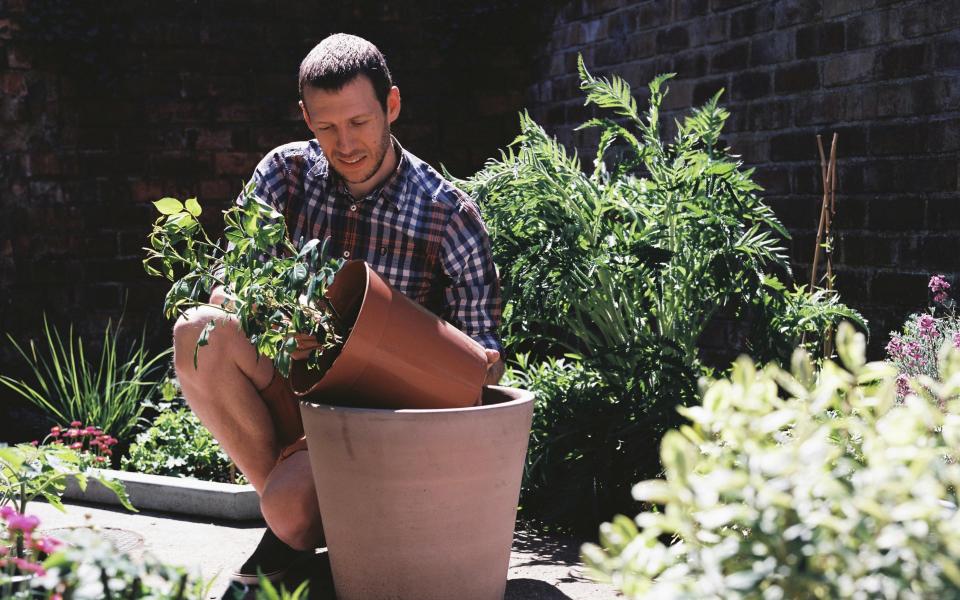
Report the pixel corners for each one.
[316,126,331,131]
[351,121,367,127]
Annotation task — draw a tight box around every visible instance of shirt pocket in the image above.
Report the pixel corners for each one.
[367,232,441,308]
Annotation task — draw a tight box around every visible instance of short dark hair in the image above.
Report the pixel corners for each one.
[298,34,393,111]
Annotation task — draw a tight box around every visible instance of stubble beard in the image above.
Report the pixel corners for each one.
[337,126,393,185]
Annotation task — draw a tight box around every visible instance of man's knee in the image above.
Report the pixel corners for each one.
[261,484,321,549]
[172,306,240,378]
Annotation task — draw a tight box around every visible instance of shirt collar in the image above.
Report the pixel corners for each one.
[324,136,409,210]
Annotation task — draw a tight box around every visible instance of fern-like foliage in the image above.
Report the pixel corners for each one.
[452,56,864,531]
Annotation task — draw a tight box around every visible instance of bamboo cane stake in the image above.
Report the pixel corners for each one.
[822,133,838,357]
[810,136,831,293]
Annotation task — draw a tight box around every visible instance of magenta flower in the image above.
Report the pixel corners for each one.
[918,314,937,337]
[6,513,40,533]
[29,536,61,554]
[953,331,960,349]
[930,274,951,294]
[11,556,45,576]
[896,373,911,398]
[0,505,16,520]
[906,341,922,360]
[886,336,904,358]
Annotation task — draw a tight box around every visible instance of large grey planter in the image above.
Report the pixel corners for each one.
[62,469,261,521]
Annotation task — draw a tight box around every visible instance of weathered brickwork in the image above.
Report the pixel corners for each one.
[0,0,543,406]
[529,0,960,356]
[0,0,957,418]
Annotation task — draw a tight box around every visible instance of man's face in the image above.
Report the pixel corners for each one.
[300,76,401,190]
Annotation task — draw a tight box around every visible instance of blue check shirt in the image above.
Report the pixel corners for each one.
[240,137,503,354]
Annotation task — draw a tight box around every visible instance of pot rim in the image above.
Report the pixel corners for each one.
[300,385,533,415]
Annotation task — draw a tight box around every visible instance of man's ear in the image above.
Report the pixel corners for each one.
[386,86,401,125]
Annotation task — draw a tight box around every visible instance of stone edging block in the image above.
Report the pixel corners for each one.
[62,469,262,521]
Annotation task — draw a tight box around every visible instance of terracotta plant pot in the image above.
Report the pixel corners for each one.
[300,385,534,600]
[289,260,488,410]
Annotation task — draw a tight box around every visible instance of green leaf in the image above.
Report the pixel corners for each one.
[154,197,184,215]
[185,197,202,217]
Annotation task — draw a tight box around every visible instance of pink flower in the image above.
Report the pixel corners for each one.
[886,336,904,358]
[6,513,40,533]
[954,331,960,349]
[69,421,82,428]
[0,506,16,520]
[896,373,911,398]
[918,314,937,336]
[929,274,951,294]
[12,557,45,575]
[29,536,61,554]
[69,442,82,450]
[906,341,922,360]
[935,291,949,304]
[29,440,38,447]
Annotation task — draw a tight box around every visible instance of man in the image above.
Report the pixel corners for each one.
[172,33,504,584]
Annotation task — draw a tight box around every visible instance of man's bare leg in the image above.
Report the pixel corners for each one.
[173,306,278,492]
[261,452,324,550]
[173,305,325,553]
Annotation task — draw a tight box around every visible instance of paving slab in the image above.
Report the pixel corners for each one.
[30,500,619,599]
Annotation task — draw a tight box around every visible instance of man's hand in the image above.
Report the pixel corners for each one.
[484,349,505,386]
[210,285,237,311]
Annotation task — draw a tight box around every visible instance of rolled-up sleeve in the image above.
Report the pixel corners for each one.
[439,194,503,355]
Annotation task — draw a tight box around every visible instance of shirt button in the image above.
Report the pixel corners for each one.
[379,247,387,256]
[342,251,351,258]
[349,204,358,212]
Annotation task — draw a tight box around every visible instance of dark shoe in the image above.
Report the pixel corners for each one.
[230,528,312,585]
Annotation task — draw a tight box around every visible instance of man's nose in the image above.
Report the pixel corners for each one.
[335,130,356,153]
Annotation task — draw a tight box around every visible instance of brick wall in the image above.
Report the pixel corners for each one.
[0,0,546,427]
[528,0,960,356]
[1,0,957,421]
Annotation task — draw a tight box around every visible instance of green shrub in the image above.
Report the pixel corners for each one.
[583,323,960,598]
[507,353,694,530]
[0,315,171,441]
[456,57,863,531]
[121,409,245,484]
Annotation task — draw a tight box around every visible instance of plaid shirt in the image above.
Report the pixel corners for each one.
[240,137,503,353]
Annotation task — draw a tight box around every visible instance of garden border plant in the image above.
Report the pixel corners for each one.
[0,315,171,442]
[583,322,960,598]
[456,56,865,531]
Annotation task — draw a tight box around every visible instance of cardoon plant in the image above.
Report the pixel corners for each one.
[456,56,864,530]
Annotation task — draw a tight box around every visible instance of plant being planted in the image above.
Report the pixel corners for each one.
[143,186,347,379]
